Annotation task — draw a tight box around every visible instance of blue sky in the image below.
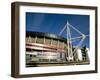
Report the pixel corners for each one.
[26,12,90,48]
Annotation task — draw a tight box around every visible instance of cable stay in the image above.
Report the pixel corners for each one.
[59,21,89,61]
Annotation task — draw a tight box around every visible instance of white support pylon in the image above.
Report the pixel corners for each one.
[67,22,73,61]
[59,21,88,61]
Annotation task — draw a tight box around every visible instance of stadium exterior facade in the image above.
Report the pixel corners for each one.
[26,31,89,66]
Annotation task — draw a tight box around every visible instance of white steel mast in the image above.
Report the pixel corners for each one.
[59,21,88,61]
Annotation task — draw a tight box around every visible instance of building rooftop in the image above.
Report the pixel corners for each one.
[26,31,67,42]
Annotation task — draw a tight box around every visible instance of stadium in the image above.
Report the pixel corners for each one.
[26,31,89,67]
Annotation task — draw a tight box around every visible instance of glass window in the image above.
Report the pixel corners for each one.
[50,59,57,62]
[52,39,58,46]
[39,59,49,62]
[31,37,35,43]
[59,41,64,48]
[45,38,51,45]
[36,37,44,44]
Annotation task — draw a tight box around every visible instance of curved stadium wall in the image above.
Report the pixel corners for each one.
[26,32,68,64]
[26,31,89,67]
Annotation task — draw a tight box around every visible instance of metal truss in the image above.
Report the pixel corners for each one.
[59,21,89,61]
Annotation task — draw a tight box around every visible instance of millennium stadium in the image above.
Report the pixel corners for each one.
[26,25,90,67]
